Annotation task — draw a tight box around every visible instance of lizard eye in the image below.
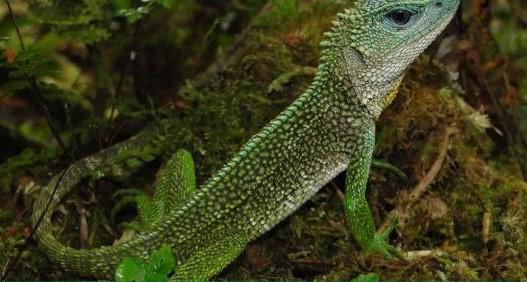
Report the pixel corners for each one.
[385,9,415,26]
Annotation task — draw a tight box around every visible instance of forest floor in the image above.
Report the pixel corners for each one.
[1,0,527,280]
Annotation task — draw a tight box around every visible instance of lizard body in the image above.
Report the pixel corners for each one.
[31,0,459,279]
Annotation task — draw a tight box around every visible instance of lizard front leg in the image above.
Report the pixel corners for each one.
[344,126,399,257]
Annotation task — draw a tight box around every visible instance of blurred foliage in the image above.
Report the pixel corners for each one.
[0,0,526,280]
[489,0,527,158]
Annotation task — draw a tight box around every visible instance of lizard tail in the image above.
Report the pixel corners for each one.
[30,122,173,278]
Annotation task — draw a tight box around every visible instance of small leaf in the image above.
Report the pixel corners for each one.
[352,273,379,282]
[115,245,175,282]
[146,244,175,276]
[115,258,146,282]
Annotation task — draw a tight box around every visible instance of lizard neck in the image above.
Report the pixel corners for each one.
[309,50,402,121]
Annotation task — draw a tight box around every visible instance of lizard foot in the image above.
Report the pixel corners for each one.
[111,189,158,232]
[364,214,403,259]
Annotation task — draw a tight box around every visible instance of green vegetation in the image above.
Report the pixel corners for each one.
[115,244,175,282]
[1,0,526,280]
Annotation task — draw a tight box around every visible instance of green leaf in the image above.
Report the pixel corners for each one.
[352,273,379,282]
[146,244,175,276]
[113,0,131,10]
[115,258,146,282]
[154,0,175,9]
[115,245,175,282]
[118,6,150,23]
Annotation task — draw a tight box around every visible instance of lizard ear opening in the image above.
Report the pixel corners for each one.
[342,46,367,91]
[344,47,366,69]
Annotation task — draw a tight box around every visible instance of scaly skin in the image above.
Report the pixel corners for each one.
[31,0,459,279]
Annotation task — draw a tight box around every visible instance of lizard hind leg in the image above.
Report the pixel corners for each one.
[115,149,197,231]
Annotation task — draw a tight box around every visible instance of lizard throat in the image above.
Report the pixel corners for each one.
[381,77,403,110]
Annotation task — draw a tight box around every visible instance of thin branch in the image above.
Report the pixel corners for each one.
[380,126,456,231]
[0,258,8,281]
[104,20,142,145]
[4,0,70,157]
[0,168,69,281]
[2,2,78,279]
[486,84,527,180]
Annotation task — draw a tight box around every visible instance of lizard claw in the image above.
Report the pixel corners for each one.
[364,214,404,259]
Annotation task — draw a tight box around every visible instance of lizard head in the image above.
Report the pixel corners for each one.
[321,0,459,118]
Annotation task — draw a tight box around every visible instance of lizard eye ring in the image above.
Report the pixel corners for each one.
[385,9,414,26]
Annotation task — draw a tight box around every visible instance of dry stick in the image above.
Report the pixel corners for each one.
[4,0,70,157]
[331,127,456,235]
[482,208,491,245]
[332,181,345,202]
[380,126,456,231]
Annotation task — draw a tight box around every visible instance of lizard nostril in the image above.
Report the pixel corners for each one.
[435,1,443,8]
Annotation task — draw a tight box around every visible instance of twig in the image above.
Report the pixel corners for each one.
[485,81,527,180]
[2,2,76,279]
[4,0,70,157]
[405,249,446,260]
[380,126,456,231]
[331,181,345,202]
[105,20,142,145]
[482,208,491,245]
[1,258,9,281]
[0,168,69,281]
[408,127,456,202]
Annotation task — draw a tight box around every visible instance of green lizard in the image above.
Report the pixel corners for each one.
[30,0,459,280]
